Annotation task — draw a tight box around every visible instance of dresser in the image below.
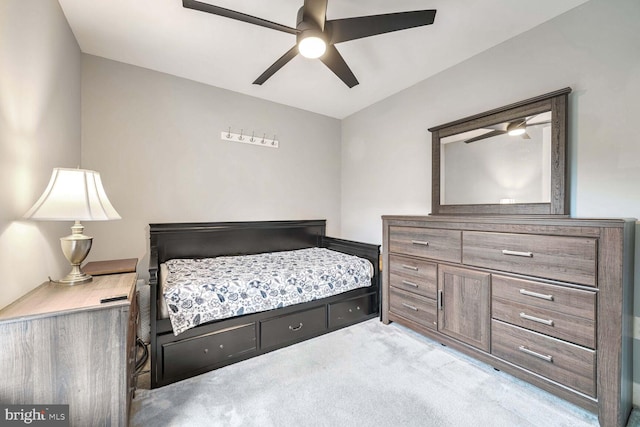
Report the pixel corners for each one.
[382,215,635,427]
[0,272,138,427]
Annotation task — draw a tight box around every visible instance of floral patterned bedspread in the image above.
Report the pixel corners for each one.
[163,247,373,335]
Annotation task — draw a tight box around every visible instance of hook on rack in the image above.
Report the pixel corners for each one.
[220,127,279,149]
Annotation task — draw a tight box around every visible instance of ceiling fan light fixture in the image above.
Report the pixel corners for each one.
[298,32,327,59]
[508,127,527,136]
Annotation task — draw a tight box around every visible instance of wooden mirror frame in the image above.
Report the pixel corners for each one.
[429,88,571,216]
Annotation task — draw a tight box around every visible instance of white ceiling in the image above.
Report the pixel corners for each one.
[58,0,588,119]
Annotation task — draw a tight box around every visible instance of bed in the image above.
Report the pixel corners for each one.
[149,220,380,388]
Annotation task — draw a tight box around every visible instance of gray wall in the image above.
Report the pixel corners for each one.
[341,0,640,404]
[0,0,81,309]
[80,55,342,279]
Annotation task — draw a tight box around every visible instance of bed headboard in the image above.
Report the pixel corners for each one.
[149,220,327,286]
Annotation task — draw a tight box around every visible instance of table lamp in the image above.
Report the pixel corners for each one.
[23,168,121,285]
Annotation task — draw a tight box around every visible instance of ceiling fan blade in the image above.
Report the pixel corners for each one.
[485,123,509,132]
[319,45,359,88]
[183,0,298,35]
[253,45,299,85]
[464,130,506,144]
[525,120,551,127]
[327,10,436,44]
[522,132,531,140]
[303,0,328,30]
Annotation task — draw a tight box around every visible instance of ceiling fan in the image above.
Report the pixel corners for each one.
[182,0,437,88]
[464,115,552,144]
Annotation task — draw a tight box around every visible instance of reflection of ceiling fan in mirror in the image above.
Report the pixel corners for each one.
[182,0,437,87]
[464,113,552,143]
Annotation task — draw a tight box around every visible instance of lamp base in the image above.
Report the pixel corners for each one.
[55,221,94,286]
[54,265,93,285]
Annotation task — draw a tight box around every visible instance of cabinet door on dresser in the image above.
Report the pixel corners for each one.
[438,265,491,352]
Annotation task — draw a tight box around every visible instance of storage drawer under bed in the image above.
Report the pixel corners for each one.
[161,323,257,379]
[260,306,327,350]
[328,293,375,328]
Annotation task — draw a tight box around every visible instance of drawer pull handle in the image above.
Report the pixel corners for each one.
[502,249,533,258]
[519,289,554,301]
[402,264,419,271]
[402,280,419,288]
[438,290,444,310]
[519,312,554,326]
[401,303,418,311]
[518,345,553,363]
[412,240,430,247]
[289,323,303,331]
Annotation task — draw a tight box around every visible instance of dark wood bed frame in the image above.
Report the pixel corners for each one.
[148,220,380,388]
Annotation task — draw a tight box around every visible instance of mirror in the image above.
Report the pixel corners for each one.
[429,88,570,215]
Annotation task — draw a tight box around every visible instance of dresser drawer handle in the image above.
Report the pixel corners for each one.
[402,280,419,288]
[501,249,533,258]
[519,289,554,301]
[401,303,418,311]
[518,345,553,363]
[411,240,430,247]
[289,323,303,331]
[520,312,554,326]
[402,264,419,271]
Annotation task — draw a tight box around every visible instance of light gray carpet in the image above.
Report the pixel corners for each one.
[131,319,614,426]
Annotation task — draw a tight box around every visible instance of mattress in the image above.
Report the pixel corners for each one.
[161,247,373,335]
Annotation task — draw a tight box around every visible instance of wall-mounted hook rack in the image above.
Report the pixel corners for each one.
[221,128,279,148]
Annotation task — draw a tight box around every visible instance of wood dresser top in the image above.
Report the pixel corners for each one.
[0,272,137,321]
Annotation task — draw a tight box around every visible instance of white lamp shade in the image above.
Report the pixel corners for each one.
[24,168,121,221]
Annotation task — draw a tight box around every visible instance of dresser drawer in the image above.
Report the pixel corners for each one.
[389,226,461,263]
[260,306,327,349]
[492,298,596,349]
[492,274,596,348]
[463,231,597,286]
[329,294,375,329]
[492,275,596,320]
[162,323,256,379]
[491,320,596,397]
[389,287,437,330]
[389,254,437,298]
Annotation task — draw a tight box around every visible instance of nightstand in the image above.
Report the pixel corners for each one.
[0,272,138,426]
